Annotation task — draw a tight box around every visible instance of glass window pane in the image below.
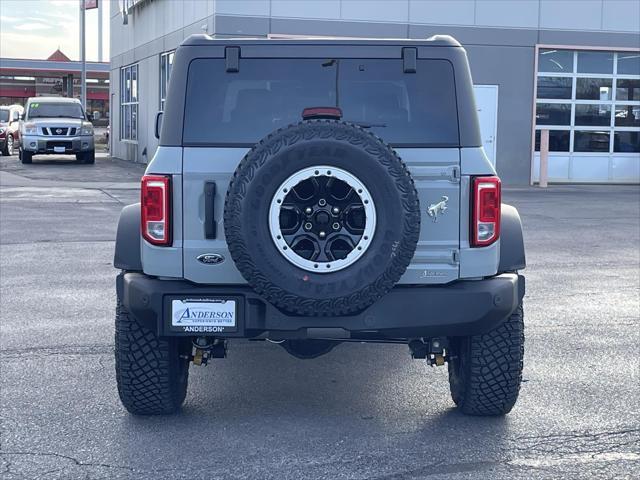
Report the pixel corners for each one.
[574,130,610,152]
[160,55,166,104]
[125,67,131,103]
[617,53,640,76]
[535,129,570,151]
[120,105,125,138]
[577,51,614,74]
[183,58,459,145]
[537,77,572,99]
[613,131,640,153]
[538,49,573,73]
[124,104,131,140]
[615,104,640,127]
[616,79,640,101]
[576,78,612,100]
[132,105,137,140]
[575,104,611,126]
[131,66,138,102]
[536,103,571,125]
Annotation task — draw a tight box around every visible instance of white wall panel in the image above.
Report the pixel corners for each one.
[571,156,610,181]
[540,0,603,31]
[533,154,570,181]
[611,156,640,181]
[475,0,539,28]
[216,0,270,16]
[602,0,640,32]
[409,0,475,26]
[342,0,409,23]
[272,0,341,19]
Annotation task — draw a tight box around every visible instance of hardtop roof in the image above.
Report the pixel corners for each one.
[26,96,81,104]
[181,34,461,48]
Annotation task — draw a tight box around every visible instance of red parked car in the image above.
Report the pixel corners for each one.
[0,104,23,156]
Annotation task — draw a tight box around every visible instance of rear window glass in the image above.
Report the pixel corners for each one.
[183,58,458,146]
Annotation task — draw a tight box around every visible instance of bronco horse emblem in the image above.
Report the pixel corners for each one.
[427,196,449,222]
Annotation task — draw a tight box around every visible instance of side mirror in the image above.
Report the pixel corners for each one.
[11,112,19,122]
[86,113,93,122]
[19,113,24,121]
[154,111,164,140]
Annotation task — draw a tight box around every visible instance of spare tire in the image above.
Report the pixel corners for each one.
[224,120,420,316]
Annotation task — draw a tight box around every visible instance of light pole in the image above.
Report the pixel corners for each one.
[79,0,86,111]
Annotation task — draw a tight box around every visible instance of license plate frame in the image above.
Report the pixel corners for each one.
[168,297,238,334]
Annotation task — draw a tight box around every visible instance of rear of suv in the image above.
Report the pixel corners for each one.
[114,35,526,417]
[19,97,95,164]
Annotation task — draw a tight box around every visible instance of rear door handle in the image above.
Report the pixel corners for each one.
[204,182,216,239]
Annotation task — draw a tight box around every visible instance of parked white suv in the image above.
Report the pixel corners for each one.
[19,97,95,164]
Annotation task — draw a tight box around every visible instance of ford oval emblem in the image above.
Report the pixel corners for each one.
[197,253,225,265]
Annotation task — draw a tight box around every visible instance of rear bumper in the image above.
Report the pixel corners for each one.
[118,272,525,340]
[21,135,94,154]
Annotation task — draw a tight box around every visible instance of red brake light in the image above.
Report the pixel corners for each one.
[141,175,171,246]
[471,176,501,247]
[302,107,343,120]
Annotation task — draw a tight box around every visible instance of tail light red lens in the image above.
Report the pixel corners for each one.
[141,175,171,246]
[471,176,501,247]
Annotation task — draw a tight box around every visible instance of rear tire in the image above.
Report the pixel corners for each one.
[1,135,13,156]
[447,303,525,416]
[19,149,32,164]
[115,300,190,415]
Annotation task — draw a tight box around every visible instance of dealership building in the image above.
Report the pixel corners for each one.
[109,0,639,184]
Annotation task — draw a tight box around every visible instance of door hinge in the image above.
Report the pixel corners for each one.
[451,250,460,264]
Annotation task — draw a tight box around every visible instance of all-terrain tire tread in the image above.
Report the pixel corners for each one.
[115,301,188,415]
[449,304,525,416]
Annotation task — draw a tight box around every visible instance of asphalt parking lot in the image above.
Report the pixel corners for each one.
[1,153,638,479]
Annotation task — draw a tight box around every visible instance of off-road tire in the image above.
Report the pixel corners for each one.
[19,149,32,164]
[447,303,525,416]
[224,120,421,316]
[115,300,190,415]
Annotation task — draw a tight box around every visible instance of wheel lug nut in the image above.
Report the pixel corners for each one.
[332,207,339,214]
[305,207,312,214]
[332,222,340,230]
[304,222,312,230]
[318,199,327,207]
[319,231,326,238]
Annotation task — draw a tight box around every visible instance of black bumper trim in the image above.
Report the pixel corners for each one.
[119,273,525,339]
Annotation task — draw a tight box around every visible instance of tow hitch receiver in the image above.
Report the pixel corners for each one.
[190,337,227,366]
[409,337,449,366]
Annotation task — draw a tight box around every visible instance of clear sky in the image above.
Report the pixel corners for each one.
[0,0,110,62]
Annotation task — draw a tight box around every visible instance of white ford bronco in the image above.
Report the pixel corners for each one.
[114,35,526,416]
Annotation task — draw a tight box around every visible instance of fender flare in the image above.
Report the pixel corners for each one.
[499,204,526,273]
[114,203,142,272]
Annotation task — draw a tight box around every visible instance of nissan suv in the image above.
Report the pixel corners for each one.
[19,97,95,164]
[114,35,526,417]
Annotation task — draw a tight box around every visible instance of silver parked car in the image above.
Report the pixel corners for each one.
[19,97,95,164]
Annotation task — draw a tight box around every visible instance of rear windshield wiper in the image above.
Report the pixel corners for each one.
[346,121,387,128]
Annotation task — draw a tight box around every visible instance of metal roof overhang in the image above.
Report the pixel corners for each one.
[0,58,109,75]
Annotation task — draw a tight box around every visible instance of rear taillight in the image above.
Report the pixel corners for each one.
[471,176,501,247]
[141,175,171,246]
